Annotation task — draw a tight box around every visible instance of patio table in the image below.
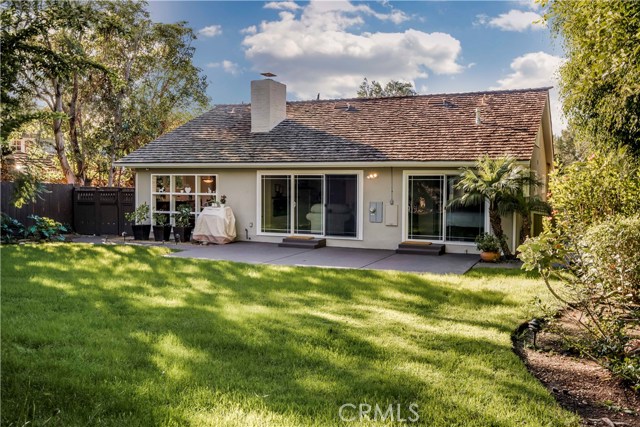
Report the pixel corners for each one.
[192,206,237,244]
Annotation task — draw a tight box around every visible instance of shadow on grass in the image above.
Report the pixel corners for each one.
[1,244,576,427]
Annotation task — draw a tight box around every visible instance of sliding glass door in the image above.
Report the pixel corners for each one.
[295,175,323,235]
[407,174,486,242]
[260,173,358,238]
[261,175,290,233]
[407,176,444,240]
[325,175,357,237]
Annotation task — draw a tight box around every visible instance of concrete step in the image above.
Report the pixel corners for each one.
[396,242,445,255]
[279,237,327,249]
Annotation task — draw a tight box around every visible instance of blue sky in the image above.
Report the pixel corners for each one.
[148,0,565,131]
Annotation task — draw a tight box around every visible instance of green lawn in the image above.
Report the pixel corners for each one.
[1,244,578,426]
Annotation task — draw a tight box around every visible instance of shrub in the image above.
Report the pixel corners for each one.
[153,213,169,227]
[25,215,67,242]
[174,205,192,227]
[124,202,150,225]
[1,213,25,243]
[549,148,640,232]
[475,233,502,252]
[519,215,640,389]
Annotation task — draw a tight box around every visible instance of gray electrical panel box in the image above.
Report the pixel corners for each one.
[369,201,383,223]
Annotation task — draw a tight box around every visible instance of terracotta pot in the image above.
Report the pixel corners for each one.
[480,251,501,262]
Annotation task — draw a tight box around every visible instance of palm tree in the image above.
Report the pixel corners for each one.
[449,156,540,258]
[499,193,551,248]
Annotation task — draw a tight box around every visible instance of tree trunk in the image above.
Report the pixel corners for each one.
[68,72,85,185]
[52,79,76,185]
[519,214,532,247]
[489,205,512,258]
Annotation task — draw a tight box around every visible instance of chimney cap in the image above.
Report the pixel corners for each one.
[261,72,277,78]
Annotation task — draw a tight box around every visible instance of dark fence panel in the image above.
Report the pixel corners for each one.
[0,182,74,227]
[73,187,134,236]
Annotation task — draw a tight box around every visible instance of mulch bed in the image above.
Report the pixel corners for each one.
[514,316,639,427]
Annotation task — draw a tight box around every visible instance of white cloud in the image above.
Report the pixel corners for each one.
[199,25,222,37]
[264,1,301,11]
[240,25,257,35]
[242,0,461,99]
[518,0,541,10]
[206,60,240,75]
[492,51,566,132]
[479,10,544,32]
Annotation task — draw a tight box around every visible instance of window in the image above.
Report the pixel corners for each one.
[151,174,218,224]
[260,173,360,238]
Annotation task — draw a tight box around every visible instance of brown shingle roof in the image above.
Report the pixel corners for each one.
[117,87,550,165]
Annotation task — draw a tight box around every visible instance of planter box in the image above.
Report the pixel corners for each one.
[131,224,151,241]
[173,226,193,243]
[153,225,172,242]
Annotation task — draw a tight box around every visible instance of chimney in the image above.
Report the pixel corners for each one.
[251,75,286,133]
[475,107,482,125]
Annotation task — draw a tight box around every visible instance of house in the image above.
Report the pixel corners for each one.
[115,78,553,254]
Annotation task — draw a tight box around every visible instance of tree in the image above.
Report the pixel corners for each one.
[2,0,209,186]
[499,193,550,248]
[553,127,590,167]
[357,78,417,98]
[544,0,640,155]
[449,156,539,258]
[76,2,209,186]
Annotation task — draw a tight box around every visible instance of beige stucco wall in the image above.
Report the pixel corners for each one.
[134,166,492,254]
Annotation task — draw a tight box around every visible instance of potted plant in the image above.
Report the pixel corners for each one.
[152,213,171,242]
[173,204,193,242]
[124,202,151,240]
[220,194,227,206]
[475,232,502,262]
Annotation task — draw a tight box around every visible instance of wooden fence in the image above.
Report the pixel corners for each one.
[1,182,74,227]
[1,183,135,235]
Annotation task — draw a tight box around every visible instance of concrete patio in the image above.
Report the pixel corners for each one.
[71,236,480,274]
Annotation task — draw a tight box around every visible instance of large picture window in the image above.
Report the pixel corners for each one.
[151,174,218,224]
[260,173,359,238]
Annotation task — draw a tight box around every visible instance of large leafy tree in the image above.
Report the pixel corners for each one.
[357,78,417,98]
[2,0,209,186]
[449,156,539,258]
[83,1,208,185]
[544,0,640,155]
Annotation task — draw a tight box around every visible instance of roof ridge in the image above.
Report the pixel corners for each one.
[211,87,552,108]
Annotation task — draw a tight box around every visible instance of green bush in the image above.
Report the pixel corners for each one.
[475,232,502,252]
[1,213,25,243]
[25,215,67,242]
[580,215,640,305]
[124,202,150,225]
[519,215,640,389]
[549,148,640,232]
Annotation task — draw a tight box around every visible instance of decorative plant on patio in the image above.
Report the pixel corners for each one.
[173,204,193,242]
[448,156,539,258]
[152,213,171,242]
[124,202,151,240]
[475,232,502,262]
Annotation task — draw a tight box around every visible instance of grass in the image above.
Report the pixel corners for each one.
[1,243,579,426]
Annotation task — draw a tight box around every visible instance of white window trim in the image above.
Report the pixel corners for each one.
[256,170,364,240]
[402,170,488,245]
[149,173,218,224]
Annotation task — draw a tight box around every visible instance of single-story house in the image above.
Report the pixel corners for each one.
[116,78,553,254]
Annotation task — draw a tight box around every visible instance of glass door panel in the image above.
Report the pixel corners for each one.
[408,176,444,240]
[262,176,290,233]
[445,176,484,242]
[295,175,323,235]
[325,175,357,237]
